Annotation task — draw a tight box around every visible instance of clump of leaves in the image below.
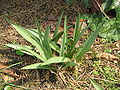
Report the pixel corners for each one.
[92,60,120,89]
[80,0,120,41]
[102,0,120,12]
[6,13,100,73]
[90,15,120,41]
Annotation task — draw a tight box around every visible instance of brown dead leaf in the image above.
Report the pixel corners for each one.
[0,63,19,77]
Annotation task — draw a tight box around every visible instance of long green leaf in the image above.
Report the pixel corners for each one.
[22,57,69,70]
[35,18,43,40]
[52,31,64,42]
[76,24,101,61]
[60,34,65,56]
[27,28,44,39]
[11,24,38,46]
[35,19,51,60]
[40,57,70,65]
[0,62,22,73]
[49,41,60,53]
[68,22,91,58]
[27,28,60,53]
[44,25,50,40]
[11,24,47,60]
[60,15,68,57]
[42,25,52,59]
[21,63,57,70]
[64,15,68,44]
[53,12,64,37]
[35,19,52,59]
[73,14,80,43]
[28,28,60,54]
[6,44,45,61]
[89,78,104,90]
[68,15,80,58]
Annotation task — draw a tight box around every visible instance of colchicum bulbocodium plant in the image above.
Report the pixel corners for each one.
[6,13,101,73]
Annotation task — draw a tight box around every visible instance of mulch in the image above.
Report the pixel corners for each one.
[0,0,120,89]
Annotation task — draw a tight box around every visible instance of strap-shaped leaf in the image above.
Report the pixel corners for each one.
[35,18,43,40]
[75,24,101,61]
[40,57,70,65]
[68,22,91,58]
[11,24,48,60]
[52,31,64,42]
[12,24,39,46]
[42,25,52,58]
[21,63,57,70]
[22,57,70,70]
[68,15,80,58]
[60,15,68,57]
[89,78,104,90]
[6,44,45,61]
[27,29,44,39]
[53,12,64,37]
[49,41,60,53]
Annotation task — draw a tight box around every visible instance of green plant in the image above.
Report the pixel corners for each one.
[102,0,120,12]
[81,0,90,8]
[6,13,100,73]
[92,60,120,89]
[89,78,104,90]
[80,0,120,41]
[64,0,74,6]
[88,13,120,41]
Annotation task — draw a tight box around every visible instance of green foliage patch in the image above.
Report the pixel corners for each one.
[6,13,100,72]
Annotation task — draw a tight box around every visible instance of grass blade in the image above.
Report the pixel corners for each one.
[68,22,91,58]
[11,24,47,60]
[89,78,104,90]
[11,24,39,46]
[44,25,50,40]
[68,15,80,58]
[0,62,22,73]
[52,31,64,42]
[60,15,68,56]
[41,57,70,65]
[75,24,101,61]
[73,14,80,43]
[49,42,60,53]
[53,12,64,37]
[42,25,52,58]
[21,63,57,70]
[6,44,45,61]
[35,18,43,40]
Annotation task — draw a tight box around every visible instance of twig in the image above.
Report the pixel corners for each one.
[94,0,110,19]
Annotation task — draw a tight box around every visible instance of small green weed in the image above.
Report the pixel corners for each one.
[6,13,100,74]
[87,14,120,42]
[92,60,120,89]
